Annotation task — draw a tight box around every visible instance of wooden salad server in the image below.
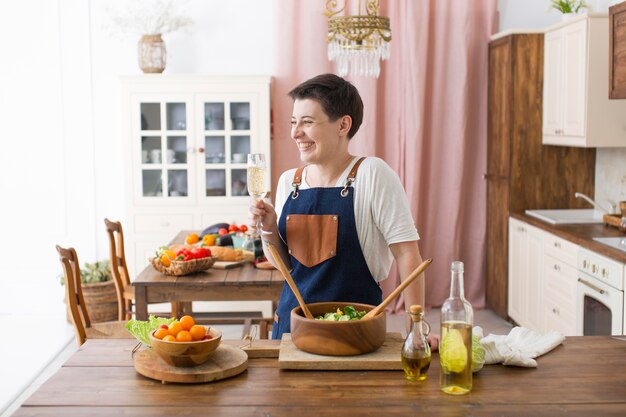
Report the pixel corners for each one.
[265,242,314,320]
[362,258,433,320]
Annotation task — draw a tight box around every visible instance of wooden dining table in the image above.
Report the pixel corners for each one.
[11,336,626,416]
[132,231,284,321]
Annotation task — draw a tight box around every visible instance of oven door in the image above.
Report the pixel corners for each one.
[576,272,623,336]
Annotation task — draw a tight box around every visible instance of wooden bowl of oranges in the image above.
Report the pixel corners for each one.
[149,315,222,367]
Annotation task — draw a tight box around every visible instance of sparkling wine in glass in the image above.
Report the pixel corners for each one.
[247,154,268,202]
[243,153,269,261]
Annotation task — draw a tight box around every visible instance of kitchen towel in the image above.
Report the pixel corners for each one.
[474,326,565,368]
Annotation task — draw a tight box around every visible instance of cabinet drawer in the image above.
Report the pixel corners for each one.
[543,232,578,266]
[134,214,194,233]
[543,255,577,335]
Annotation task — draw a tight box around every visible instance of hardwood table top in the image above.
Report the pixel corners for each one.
[134,231,284,287]
[12,336,626,416]
[131,231,284,320]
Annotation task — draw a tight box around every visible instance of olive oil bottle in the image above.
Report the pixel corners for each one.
[401,305,431,381]
[440,261,473,395]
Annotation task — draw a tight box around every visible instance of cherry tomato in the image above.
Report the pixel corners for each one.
[228,224,239,232]
[218,228,228,236]
[239,224,248,233]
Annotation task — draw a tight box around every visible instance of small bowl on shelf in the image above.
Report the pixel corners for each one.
[149,327,222,367]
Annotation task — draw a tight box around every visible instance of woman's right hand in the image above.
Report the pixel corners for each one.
[248,198,278,234]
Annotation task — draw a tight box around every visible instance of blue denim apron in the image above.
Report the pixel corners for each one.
[271,157,382,339]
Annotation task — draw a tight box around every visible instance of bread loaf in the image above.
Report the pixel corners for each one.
[208,246,243,262]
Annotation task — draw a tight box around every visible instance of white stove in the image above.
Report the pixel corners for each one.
[593,237,626,253]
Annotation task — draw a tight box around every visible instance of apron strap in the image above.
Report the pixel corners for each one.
[291,157,367,198]
[291,166,306,199]
[340,157,366,197]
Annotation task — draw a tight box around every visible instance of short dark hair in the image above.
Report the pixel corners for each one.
[288,73,363,139]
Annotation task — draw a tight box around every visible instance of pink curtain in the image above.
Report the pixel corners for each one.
[272,0,498,310]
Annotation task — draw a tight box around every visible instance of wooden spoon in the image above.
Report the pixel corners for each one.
[265,242,314,320]
[361,258,433,320]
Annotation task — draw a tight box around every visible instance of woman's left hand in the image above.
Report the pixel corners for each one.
[427,334,439,351]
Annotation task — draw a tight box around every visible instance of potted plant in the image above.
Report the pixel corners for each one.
[60,260,119,323]
[549,0,590,19]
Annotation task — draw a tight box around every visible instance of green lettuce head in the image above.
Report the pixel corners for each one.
[125,315,176,346]
[472,333,486,372]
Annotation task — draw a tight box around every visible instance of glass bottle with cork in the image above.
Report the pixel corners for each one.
[439,260,473,395]
[401,304,431,381]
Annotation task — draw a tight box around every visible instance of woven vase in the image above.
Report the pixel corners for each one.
[138,34,166,73]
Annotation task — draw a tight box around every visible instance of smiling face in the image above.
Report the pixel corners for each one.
[290,98,351,165]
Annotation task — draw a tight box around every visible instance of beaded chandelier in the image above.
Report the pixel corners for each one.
[324,0,392,78]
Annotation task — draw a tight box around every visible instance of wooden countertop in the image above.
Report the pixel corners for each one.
[511,212,626,264]
[12,337,626,416]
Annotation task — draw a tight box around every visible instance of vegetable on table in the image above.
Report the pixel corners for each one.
[125,315,176,346]
[315,305,367,321]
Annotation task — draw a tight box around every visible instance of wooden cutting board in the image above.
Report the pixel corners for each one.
[278,332,404,370]
[212,260,245,269]
[134,344,248,383]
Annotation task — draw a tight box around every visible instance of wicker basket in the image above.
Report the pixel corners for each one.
[151,256,218,276]
[65,280,118,323]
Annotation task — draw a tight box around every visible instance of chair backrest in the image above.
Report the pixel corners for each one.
[104,218,132,320]
[56,245,90,346]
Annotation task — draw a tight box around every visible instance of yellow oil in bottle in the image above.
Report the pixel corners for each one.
[401,305,431,382]
[401,355,431,381]
[439,321,472,395]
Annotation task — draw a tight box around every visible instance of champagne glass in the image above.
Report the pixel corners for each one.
[243,153,269,261]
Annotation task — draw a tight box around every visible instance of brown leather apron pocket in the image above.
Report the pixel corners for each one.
[286,214,338,267]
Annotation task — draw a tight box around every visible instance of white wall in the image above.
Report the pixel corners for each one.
[89,0,275,263]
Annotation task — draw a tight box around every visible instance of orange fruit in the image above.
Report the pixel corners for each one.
[179,315,195,331]
[160,254,171,267]
[167,322,183,336]
[154,328,169,340]
[202,234,216,246]
[176,330,193,342]
[185,233,199,244]
[162,335,176,342]
[189,325,206,341]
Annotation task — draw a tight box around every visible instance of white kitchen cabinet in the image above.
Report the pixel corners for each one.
[542,14,626,147]
[542,233,579,336]
[508,218,544,331]
[121,75,272,274]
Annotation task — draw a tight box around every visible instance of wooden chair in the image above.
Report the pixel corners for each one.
[104,218,180,320]
[56,245,130,346]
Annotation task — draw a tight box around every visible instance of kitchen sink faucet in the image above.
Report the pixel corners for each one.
[574,192,617,214]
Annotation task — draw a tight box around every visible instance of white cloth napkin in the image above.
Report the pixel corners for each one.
[475,326,565,368]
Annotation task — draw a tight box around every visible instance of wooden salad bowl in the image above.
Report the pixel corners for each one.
[290,301,386,356]
[149,327,222,367]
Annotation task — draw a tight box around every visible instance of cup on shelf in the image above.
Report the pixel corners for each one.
[166,149,176,163]
[150,149,162,163]
[232,153,246,163]
[142,150,149,163]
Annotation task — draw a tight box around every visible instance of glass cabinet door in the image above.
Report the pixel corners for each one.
[138,100,191,200]
[198,97,254,200]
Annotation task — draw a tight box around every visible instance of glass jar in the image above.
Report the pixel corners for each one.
[440,261,473,395]
[401,305,431,381]
[138,34,166,73]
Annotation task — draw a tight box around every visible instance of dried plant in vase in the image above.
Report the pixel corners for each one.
[106,0,193,73]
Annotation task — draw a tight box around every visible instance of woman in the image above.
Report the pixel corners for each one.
[249,74,426,340]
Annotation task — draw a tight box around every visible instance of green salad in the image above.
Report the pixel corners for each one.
[315,305,367,321]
